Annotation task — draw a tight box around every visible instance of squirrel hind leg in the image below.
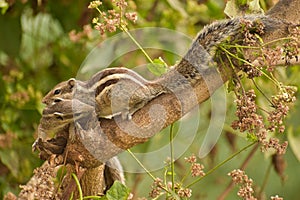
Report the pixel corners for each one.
[103,156,125,192]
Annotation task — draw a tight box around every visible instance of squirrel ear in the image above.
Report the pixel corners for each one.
[68,78,76,89]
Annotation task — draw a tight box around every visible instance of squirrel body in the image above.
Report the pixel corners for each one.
[42,15,279,120]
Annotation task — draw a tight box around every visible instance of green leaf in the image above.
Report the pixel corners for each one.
[227,79,235,93]
[147,58,168,76]
[287,128,300,162]
[248,0,264,14]
[166,0,188,18]
[0,0,9,15]
[224,0,239,18]
[224,0,264,18]
[105,181,130,200]
[236,0,248,5]
[20,8,63,70]
[246,133,258,142]
[0,149,19,177]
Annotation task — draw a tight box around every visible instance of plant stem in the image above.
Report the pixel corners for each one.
[223,44,260,49]
[258,161,272,198]
[220,46,281,87]
[217,143,259,200]
[121,25,154,64]
[127,149,156,181]
[72,173,83,200]
[185,141,257,188]
[262,37,293,46]
[223,47,245,94]
[127,149,170,193]
[83,196,101,199]
[252,79,275,107]
[169,124,175,191]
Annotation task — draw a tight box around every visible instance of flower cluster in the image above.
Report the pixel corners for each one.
[69,24,93,43]
[267,102,289,133]
[261,138,288,155]
[148,155,204,199]
[184,154,206,177]
[177,187,192,198]
[228,169,256,200]
[149,178,192,199]
[271,195,284,200]
[149,178,163,198]
[191,163,205,177]
[267,85,296,133]
[229,169,285,200]
[88,0,102,8]
[231,89,291,155]
[89,0,137,35]
[242,25,299,78]
[261,47,283,72]
[283,25,300,64]
[241,63,262,79]
[184,154,197,163]
[240,18,264,46]
[231,90,264,134]
[238,18,263,78]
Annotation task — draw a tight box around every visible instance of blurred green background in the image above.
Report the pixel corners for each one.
[0,0,299,199]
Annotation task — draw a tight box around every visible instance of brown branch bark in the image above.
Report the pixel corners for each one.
[267,0,300,23]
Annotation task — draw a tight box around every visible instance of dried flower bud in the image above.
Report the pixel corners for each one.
[125,12,138,23]
[88,0,102,9]
[184,154,197,163]
[149,178,163,198]
[271,195,283,200]
[228,169,257,199]
[177,188,192,198]
[191,163,205,177]
[272,153,286,182]
[92,17,99,24]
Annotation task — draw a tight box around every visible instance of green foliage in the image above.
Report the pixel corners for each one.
[224,0,264,18]
[147,58,168,76]
[72,181,130,200]
[104,181,131,200]
[20,8,63,70]
[287,128,300,161]
[0,0,8,14]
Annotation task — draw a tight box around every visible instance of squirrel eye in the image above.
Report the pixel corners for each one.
[54,89,61,95]
[55,115,64,120]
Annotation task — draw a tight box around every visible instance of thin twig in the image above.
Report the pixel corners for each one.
[169,124,175,191]
[185,142,257,188]
[127,149,170,194]
[258,161,272,199]
[217,143,259,200]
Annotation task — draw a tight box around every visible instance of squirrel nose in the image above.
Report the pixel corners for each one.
[41,97,47,104]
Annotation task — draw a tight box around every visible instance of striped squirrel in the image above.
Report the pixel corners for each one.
[33,99,125,190]
[41,15,279,120]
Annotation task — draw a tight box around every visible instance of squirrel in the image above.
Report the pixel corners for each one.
[41,15,279,119]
